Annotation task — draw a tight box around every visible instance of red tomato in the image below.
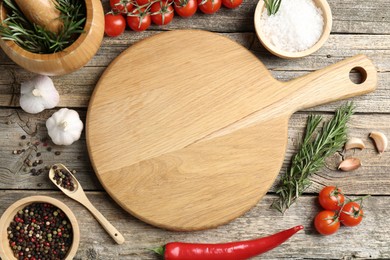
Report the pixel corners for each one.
[110,0,134,13]
[198,0,221,14]
[340,202,364,227]
[222,0,242,8]
[314,210,340,235]
[136,0,153,6]
[318,186,345,211]
[150,1,174,25]
[127,8,151,32]
[174,0,197,18]
[104,13,126,37]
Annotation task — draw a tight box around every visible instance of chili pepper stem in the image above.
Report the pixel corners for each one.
[151,245,165,256]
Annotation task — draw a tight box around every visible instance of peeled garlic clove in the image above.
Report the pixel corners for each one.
[344,138,366,151]
[338,158,361,172]
[369,131,388,154]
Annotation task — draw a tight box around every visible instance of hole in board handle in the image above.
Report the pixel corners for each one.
[349,67,367,85]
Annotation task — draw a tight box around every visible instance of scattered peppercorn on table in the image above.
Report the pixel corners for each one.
[0,0,389,259]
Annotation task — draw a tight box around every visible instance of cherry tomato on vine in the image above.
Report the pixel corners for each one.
[127,8,151,32]
[110,0,134,13]
[314,210,340,235]
[198,0,221,14]
[150,1,174,25]
[104,13,126,37]
[318,186,345,211]
[136,0,153,6]
[174,0,197,18]
[339,202,364,227]
[222,0,242,8]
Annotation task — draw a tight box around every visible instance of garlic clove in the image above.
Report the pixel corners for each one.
[344,137,366,151]
[369,131,388,154]
[338,158,361,172]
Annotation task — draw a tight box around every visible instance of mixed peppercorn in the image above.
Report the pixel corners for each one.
[7,203,73,260]
[11,135,63,177]
[52,166,77,191]
[11,134,83,180]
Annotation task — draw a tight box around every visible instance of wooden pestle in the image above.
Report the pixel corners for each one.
[13,0,63,34]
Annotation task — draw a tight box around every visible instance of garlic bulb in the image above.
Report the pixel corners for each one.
[20,75,60,114]
[46,108,84,145]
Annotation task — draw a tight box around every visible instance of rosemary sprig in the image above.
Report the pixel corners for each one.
[271,103,355,214]
[263,0,282,15]
[0,0,85,54]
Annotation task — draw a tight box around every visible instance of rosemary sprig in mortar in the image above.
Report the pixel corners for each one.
[0,0,85,53]
[264,0,282,15]
[271,103,355,214]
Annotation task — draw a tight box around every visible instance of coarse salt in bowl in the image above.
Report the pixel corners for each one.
[254,0,332,58]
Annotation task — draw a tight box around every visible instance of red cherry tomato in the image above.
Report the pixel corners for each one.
[318,186,345,211]
[150,1,174,25]
[222,0,242,8]
[314,210,340,236]
[339,202,364,227]
[174,0,197,18]
[104,13,126,37]
[127,8,151,32]
[197,0,221,14]
[110,0,134,13]
[136,0,153,6]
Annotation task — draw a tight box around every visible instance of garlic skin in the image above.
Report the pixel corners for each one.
[344,138,366,151]
[46,108,84,145]
[20,75,60,114]
[369,131,388,154]
[338,158,361,172]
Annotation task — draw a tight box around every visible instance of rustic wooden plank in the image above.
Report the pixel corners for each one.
[0,33,389,113]
[0,190,389,259]
[0,109,101,191]
[1,108,390,196]
[101,0,390,34]
[91,33,390,72]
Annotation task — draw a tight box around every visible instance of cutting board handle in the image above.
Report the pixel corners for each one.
[285,54,377,112]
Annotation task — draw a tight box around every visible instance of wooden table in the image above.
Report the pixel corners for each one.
[1,0,389,259]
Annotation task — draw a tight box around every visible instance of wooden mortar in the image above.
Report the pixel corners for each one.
[0,0,104,76]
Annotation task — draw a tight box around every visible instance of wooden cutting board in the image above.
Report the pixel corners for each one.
[86,30,377,231]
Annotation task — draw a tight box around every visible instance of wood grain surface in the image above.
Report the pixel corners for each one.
[0,0,389,258]
[87,30,376,231]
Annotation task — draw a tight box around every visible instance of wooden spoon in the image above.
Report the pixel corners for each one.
[49,163,125,244]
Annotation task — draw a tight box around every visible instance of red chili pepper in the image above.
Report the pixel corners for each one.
[153,225,304,260]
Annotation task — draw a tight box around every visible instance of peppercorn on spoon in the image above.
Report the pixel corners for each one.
[49,163,125,244]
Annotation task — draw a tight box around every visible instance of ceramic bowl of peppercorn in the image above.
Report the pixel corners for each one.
[0,0,104,76]
[254,0,332,58]
[0,195,80,259]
